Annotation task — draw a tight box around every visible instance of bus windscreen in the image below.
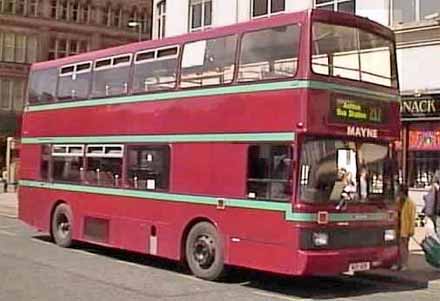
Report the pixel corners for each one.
[299,138,397,203]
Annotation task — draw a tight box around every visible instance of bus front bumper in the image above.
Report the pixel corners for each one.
[296,245,399,276]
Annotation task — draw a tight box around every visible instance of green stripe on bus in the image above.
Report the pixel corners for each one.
[21,132,296,144]
[25,80,399,113]
[19,180,389,223]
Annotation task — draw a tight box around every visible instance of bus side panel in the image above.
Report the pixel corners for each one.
[224,213,298,274]
[171,143,247,197]
[22,90,303,138]
[18,186,301,275]
[18,187,56,232]
[19,144,41,180]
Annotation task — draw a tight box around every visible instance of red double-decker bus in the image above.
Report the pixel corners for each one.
[19,9,401,280]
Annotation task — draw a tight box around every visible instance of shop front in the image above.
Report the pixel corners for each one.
[401,95,440,212]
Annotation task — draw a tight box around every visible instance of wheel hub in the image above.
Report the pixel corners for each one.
[193,235,215,268]
[57,214,71,237]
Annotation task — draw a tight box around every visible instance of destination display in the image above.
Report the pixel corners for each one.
[329,97,385,124]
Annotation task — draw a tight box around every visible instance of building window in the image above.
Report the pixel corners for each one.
[0,79,12,110]
[112,7,122,27]
[102,4,111,26]
[314,0,355,14]
[247,144,293,201]
[0,32,38,63]
[126,145,170,191]
[26,36,38,63]
[3,0,16,14]
[0,78,26,111]
[189,0,212,32]
[12,79,24,110]
[29,0,39,16]
[82,2,90,23]
[71,2,79,21]
[392,0,440,25]
[156,0,166,39]
[140,11,149,33]
[16,0,25,15]
[181,35,237,88]
[47,38,89,60]
[251,0,285,18]
[57,39,67,58]
[3,33,15,61]
[60,0,68,20]
[15,34,26,63]
[50,0,57,18]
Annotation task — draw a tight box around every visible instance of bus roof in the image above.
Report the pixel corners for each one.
[30,9,395,72]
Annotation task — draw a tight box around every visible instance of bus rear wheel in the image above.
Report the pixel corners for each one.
[51,203,74,248]
[185,222,224,280]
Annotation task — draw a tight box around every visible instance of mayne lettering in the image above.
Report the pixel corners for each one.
[347,126,378,138]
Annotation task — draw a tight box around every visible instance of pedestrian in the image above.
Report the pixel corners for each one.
[397,184,417,271]
[423,174,440,233]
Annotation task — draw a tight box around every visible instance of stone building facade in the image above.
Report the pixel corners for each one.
[0,0,152,170]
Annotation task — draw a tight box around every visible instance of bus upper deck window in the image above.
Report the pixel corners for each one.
[28,68,58,104]
[238,24,300,82]
[181,35,237,88]
[133,46,179,93]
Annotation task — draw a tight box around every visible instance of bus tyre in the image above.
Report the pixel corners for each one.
[51,203,74,248]
[185,222,224,281]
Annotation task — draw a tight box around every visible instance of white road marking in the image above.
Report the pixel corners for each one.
[174,273,206,282]
[0,226,15,230]
[0,230,16,237]
[114,259,145,268]
[31,238,53,245]
[69,249,100,257]
[252,291,310,301]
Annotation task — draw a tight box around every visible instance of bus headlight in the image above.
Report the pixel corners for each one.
[313,232,329,247]
[384,229,396,242]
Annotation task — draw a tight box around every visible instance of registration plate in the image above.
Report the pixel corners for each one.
[348,262,371,272]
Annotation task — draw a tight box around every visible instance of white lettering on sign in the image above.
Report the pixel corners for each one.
[347,126,378,138]
[401,100,436,114]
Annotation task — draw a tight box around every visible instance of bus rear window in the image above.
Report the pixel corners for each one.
[312,22,398,88]
[28,68,58,104]
[238,24,300,82]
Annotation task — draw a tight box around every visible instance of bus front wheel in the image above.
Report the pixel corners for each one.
[185,222,224,280]
[51,203,74,248]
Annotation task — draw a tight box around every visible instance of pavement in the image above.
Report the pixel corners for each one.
[1,192,439,289]
[0,192,18,218]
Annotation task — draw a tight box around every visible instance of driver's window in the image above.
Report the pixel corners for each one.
[337,149,357,181]
[328,148,358,201]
